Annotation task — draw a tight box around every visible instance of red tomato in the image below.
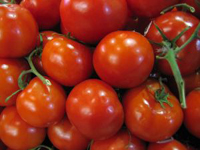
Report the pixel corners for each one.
[93,31,154,88]
[148,139,187,150]
[0,58,29,106]
[123,80,183,142]
[184,89,200,138]
[60,0,128,44]
[20,0,61,30]
[0,4,38,58]
[126,0,179,18]
[181,0,200,18]
[16,77,66,127]
[34,31,63,75]
[66,79,124,140]
[42,37,93,87]
[0,106,46,149]
[90,129,146,150]
[146,11,200,76]
[48,117,90,150]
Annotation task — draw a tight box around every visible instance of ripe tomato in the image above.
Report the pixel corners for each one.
[126,0,179,18]
[20,0,61,30]
[181,0,200,18]
[60,0,128,44]
[146,11,200,76]
[93,31,154,88]
[33,31,63,75]
[0,106,46,149]
[0,58,29,106]
[16,77,66,127]
[48,117,90,150]
[184,89,200,138]
[148,139,187,150]
[42,37,93,87]
[123,80,183,142]
[66,79,124,140]
[90,129,146,150]
[0,4,38,58]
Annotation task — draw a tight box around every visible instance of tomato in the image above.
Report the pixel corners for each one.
[48,117,90,150]
[0,58,29,106]
[181,0,200,18]
[93,31,154,88]
[123,80,183,142]
[66,79,124,140]
[33,31,63,75]
[184,89,200,138]
[60,0,128,44]
[0,106,46,149]
[148,139,187,150]
[20,0,61,30]
[146,11,200,76]
[16,77,66,127]
[0,4,38,58]
[126,0,179,18]
[90,129,146,150]
[42,37,93,87]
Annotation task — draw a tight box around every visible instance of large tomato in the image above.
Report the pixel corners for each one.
[0,4,38,58]
[0,58,29,106]
[60,0,128,44]
[48,117,90,150]
[20,0,61,30]
[66,79,124,140]
[184,89,200,138]
[90,129,146,150]
[148,139,187,150]
[123,79,183,142]
[93,31,154,88]
[42,37,93,87]
[146,11,200,76]
[0,106,46,149]
[16,77,66,127]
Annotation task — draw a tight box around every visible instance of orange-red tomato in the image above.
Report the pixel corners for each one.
[16,77,66,127]
[0,58,29,106]
[0,106,46,149]
[123,80,183,142]
[48,117,90,150]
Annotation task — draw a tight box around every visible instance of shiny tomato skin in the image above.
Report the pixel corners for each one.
[34,31,63,75]
[16,77,66,128]
[123,80,183,142]
[148,140,187,150]
[48,117,90,150]
[0,106,46,150]
[66,79,124,140]
[0,4,38,58]
[60,0,128,44]
[42,37,93,87]
[0,58,29,106]
[20,0,61,30]
[93,31,154,88]
[126,0,179,18]
[146,11,200,76]
[181,0,200,18]
[90,129,146,150]
[184,89,200,138]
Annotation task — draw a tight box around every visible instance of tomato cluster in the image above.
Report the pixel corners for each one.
[0,0,200,150]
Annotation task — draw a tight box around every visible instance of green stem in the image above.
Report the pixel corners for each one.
[5,89,21,102]
[160,3,195,14]
[164,49,186,108]
[26,48,51,86]
[175,23,200,54]
[0,0,16,4]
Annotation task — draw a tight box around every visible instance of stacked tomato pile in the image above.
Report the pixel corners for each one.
[0,0,200,150]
